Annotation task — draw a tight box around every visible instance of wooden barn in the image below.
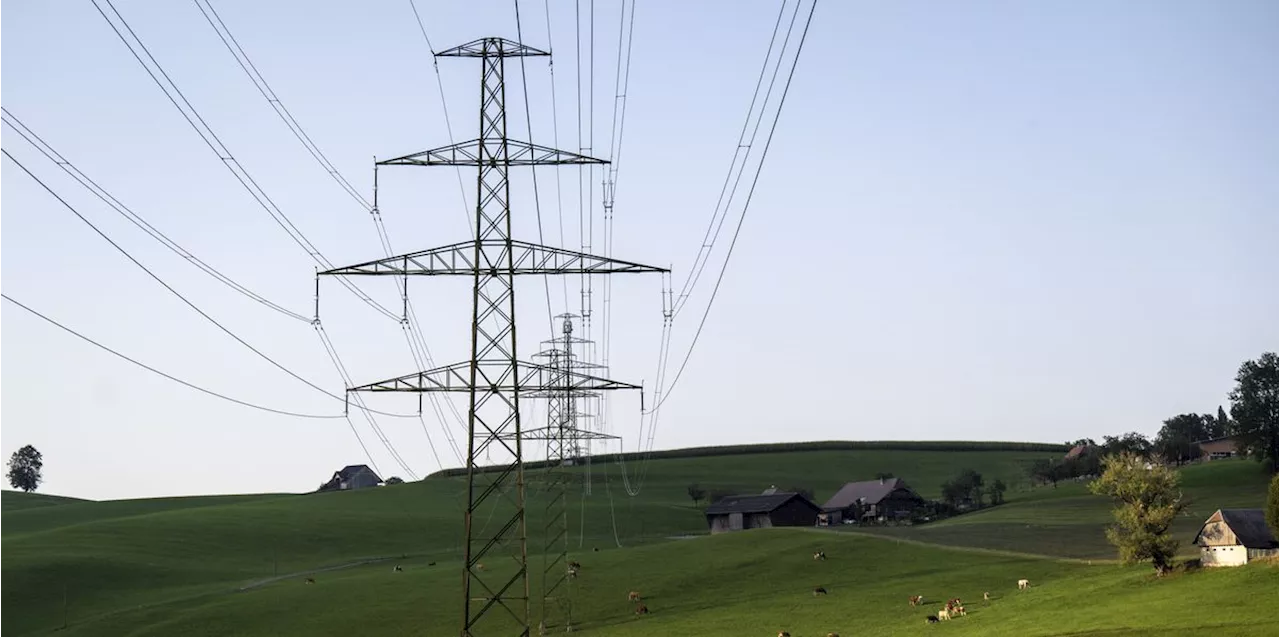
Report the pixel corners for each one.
[821,477,925,524]
[705,491,820,534]
[1193,508,1278,566]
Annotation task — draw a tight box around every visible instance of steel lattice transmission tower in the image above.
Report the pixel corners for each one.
[530,313,616,634]
[319,37,665,636]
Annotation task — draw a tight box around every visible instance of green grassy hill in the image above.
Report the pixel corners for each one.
[51,529,1279,637]
[858,460,1273,559]
[1,491,88,512]
[3,444,1275,636]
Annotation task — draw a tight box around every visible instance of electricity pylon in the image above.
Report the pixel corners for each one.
[529,313,616,634]
[319,37,665,636]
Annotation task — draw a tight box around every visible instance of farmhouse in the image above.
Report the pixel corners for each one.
[1195,436,1240,460]
[705,491,820,534]
[1193,508,1278,566]
[821,478,924,524]
[318,464,382,492]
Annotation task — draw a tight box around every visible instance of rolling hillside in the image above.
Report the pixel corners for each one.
[2,444,1274,636]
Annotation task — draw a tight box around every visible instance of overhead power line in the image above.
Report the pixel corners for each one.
[0,293,348,421]
[91,0,400,322]
[0,108,311,323]
[406,0,473,231]
[193,0,465,472]
[0,149,414,422]
[192,0,370,212]
[649,0,818,413]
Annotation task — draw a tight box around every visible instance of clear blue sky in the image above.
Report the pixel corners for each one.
[3,0,1276,500]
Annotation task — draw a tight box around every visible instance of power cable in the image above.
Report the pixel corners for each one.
[92,0,400,322]
[671,1,790,316]
[0,293,347,421]
[514,0,557,336]
[0,148,415,421]
[192,0,467,469]
[0,109,311,324]
[646,0,817,414]
[406,0,473,232]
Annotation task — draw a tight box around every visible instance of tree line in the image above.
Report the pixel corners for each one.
[1029,352,1278,488]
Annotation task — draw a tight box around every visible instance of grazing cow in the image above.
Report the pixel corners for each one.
[826,633,840,637]
[634,604,649,616]
[628,591,642,602]
[908,595,923,607]
[304,578,315,584]
[813,551,827,561]
[567,566,579,579]
[813,586,828,596]
[428,562,436,567]
[1017,579,1030,590]
[778,632,791,637]
[954,605,966,617]
[937,607,951,621]
[983,591,990,601]
[926,616,940,624]
[477,563,486,571]
[393,565,403,572]
[568,561,582,570]
[593,547,600,552]
[947,598,962,608]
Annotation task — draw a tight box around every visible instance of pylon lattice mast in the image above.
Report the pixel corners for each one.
[319,37,665,636]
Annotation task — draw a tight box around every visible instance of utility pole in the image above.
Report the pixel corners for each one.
[319,37,665,636]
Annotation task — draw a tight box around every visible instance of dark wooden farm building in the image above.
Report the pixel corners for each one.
[821,478,925,524]
[705,491,820,534]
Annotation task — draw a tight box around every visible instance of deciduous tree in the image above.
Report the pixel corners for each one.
[1227,352,1278,470]
[1088,452,1188,575]
[6,445,43,493]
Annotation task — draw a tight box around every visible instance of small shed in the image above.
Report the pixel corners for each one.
[705,492,820,534]
[1193,508,1278,566]
[318,464,383,492]
[821,478,924,524]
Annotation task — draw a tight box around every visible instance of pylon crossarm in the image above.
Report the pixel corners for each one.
[379,138,605,167]
[504,426,620,441]
[435,37,549,58]
[320,239,668,277]
[347,360,643,393]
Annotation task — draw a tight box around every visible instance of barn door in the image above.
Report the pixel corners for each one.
[729,512,743,530]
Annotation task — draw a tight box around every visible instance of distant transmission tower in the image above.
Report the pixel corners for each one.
[530,313,616,634]
[319,37,665,636]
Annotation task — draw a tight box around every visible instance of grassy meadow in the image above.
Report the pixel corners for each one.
[2,445,1276,636]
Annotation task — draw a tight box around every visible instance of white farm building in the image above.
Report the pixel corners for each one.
[1192,508,1277,567]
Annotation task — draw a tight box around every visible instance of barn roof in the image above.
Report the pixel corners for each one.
[821,478,919,510]
[1196,509,1278,549]
[337,464,381,481]
[706,492,816,515]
